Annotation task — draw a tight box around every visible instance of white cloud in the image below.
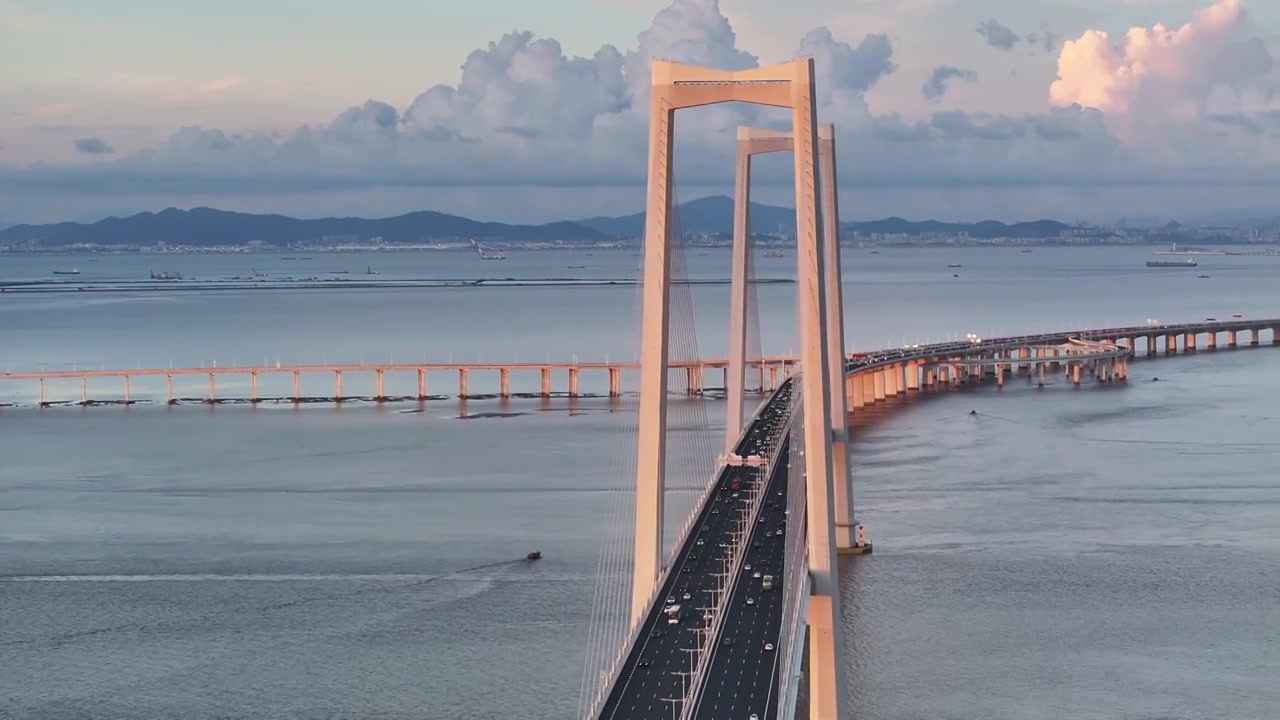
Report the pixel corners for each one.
[1050,0,1277,140]
[1,0,1279,214]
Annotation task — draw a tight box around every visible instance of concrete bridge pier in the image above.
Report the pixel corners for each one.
[1071,363,1082,385]
[1185,332,1197,351]
[1206,333,1217,350]
[249,372,258,403]
[458,368,468,398]
[1273,327,1280,344]
[1228,330,1238,348]
[334,370,343,401]
[609,368,621,397]
[165,375,173,404]
[374,369,385,400]
[540,368,551,398]
[569,368,580,398]
[207,373,215,404]
[417,369,427,399]
[906,361,921,391]
[996,363,1006,387]
[1166,335,1178,354]
[873,370,887,400]
[499,368,510,399]
[292,371,300,402]
[1037,362,1046,386]
[1250,328,1260,346]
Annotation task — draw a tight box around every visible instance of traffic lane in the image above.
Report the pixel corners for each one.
[603,404,786,719]
[611,410,788,715]
[602,386,793,718]
[602,460,744,719]
[693,442,789,720]
[605,462,759,718]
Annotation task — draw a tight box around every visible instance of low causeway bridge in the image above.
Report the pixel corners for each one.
[3,319,1276,408]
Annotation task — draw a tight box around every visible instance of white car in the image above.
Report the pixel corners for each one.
[746,598,755,606]
[764,643,774,651]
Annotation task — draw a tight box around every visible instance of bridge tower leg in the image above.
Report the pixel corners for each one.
[821,125,865,556]
[725,135,752,450]
[631,63,677,626]
[790,63,851,720]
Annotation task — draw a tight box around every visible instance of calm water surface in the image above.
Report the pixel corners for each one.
[2,248,1278,718]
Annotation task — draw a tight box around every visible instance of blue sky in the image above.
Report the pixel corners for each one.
[1,0,1277,225]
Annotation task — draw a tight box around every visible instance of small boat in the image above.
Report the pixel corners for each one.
[366,266,380,275]
[946,264,962,268]
[52,269,80,275]
[1197,274,1211,279]
[525,550,542,562]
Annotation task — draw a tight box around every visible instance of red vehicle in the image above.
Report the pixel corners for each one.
[848,353,868,360]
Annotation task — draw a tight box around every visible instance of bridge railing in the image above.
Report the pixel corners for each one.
[777,573,810,720]
[774,392,811,718]
[581,377,798,719]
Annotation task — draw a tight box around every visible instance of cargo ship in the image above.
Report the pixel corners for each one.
[1146,259,1197,268]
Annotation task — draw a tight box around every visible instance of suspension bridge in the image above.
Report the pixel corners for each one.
[569,58,1280,720]
[3,58,1278,720]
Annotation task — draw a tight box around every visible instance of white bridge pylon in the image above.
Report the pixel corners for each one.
[725,123,865,556]
[631,57,851,719]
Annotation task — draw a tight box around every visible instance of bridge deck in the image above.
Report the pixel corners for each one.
[691,436,788,719]
[597,381,794,719]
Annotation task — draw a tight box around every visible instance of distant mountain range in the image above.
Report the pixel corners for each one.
[0,195,1083,247]
[0,207,610,247]
[578,195,1075,239]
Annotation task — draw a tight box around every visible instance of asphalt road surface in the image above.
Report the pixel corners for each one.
[598,381,794,720]
[690,433,789,719]
[690,434,789,719]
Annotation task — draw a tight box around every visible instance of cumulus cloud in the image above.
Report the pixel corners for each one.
[73,137,114,154]
[922,66,977,101]
[1,0,1278,204]
[1050,0,1276,140]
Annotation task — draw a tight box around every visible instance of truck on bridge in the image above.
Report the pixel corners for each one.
[664,604,683,625]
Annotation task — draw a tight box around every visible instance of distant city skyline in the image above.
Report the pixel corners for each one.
[0,0,1277,225]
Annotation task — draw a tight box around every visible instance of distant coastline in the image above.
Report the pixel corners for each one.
[4,242,1280,257]
[0,276,796,295]
[4,195,1278,254]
